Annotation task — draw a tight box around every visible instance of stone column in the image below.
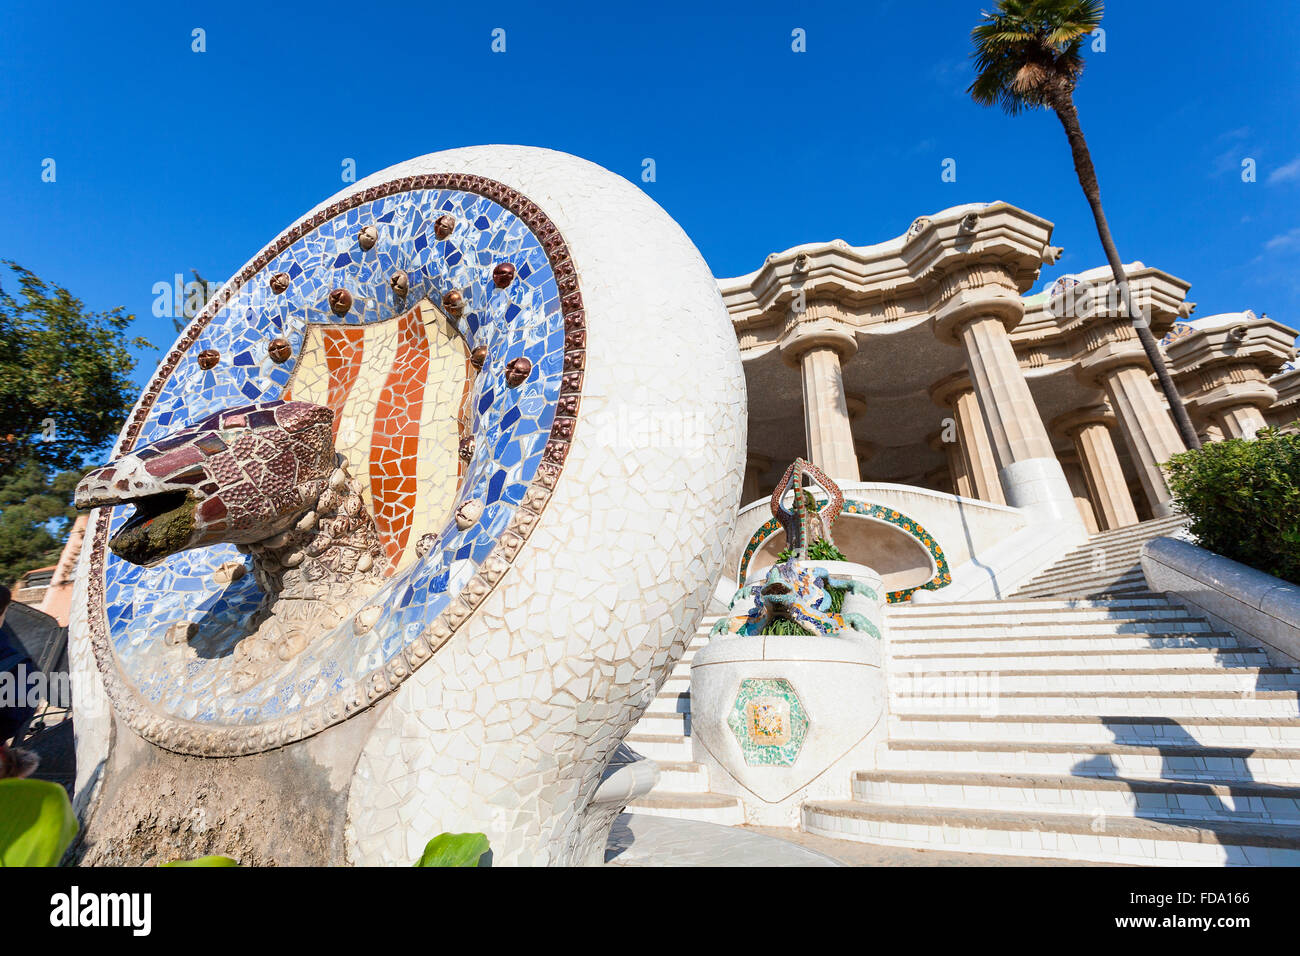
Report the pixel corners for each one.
[929,374,1004,505]
[742,454,770,506]
[929,430,972,498]
[1053,408,1139,531]
[935,291,1081,528]
[953,388,1005,505]
[1097,364,1185,517]
[779,321,860,482]
[1216,404,1269,440]
[1266,369,1300,433]
[1166,315,1296,443]
[1060,457,1100,534]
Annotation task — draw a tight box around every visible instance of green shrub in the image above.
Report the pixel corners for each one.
[1163,426,1300,585]
[775,538,847,563]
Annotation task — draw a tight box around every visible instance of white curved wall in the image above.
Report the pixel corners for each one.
[340,147,747,865]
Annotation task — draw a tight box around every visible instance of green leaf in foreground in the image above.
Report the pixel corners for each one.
[0,778,79,867]
[414,832,490,867]
[161,855,239,867]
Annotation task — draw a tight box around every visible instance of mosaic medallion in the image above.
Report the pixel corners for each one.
[83,175,586,756]
[727,678,809,766]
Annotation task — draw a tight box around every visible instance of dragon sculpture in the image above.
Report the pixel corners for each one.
[74,399,389,691]
[712,561,879,638]
[712,458,881,639]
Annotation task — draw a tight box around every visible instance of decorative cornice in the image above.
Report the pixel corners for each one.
[1166,316,1298,379]
[719,202,1053,330]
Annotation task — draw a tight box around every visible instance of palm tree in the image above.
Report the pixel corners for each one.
[968,0,1201,449]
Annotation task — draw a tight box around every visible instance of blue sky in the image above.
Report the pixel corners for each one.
[2,0,1298,389]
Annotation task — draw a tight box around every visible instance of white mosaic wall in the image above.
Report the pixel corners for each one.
[341,147,745,865]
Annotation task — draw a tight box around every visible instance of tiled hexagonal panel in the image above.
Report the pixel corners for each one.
[727,677,809,766]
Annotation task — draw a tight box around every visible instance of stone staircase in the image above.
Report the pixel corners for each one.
[627,516,1300,865]
[624,615,745,825]
[1010,513,1188,600]
[802,519,1300,865]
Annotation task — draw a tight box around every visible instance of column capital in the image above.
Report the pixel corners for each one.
[1073,323,1152,388]
[932,288,1025,345]
[928,370,975,409]
[1185,380,1279,420]
[1050,405,1117,439]
[778,319,857,367]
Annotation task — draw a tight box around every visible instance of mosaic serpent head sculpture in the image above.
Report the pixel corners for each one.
[66,146,747,867]
[74,399,387,690]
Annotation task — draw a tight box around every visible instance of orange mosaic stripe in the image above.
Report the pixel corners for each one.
[370,306,430,566]
[323,326,366,442]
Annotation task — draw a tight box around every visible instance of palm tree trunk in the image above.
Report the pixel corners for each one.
[1050,91,1202,450]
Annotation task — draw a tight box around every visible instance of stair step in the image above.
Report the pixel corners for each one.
[852,770,1300,825]
[888,691,1300,719]
[890,713,1300,749]
[635,710,691,736]
[625,733,693,762]
[1015,580,1151,599]
[627,790,745,826]
[891,647,1269,672]
[654,760,711,793]
[890,634,1240,655]
[889,609,1198,629]
[1019,568,1146,588]
[1017,579,1151,598]
[800,800,1300,865]
[889,667,1300,695]
[660,674,691,694]
[888,596,1174,616]
[882,739,1300,784]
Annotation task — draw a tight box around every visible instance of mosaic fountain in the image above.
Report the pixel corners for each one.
[66,146,746,866]
[693,460,887,826]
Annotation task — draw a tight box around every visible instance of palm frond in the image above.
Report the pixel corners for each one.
[967,0,1104,114]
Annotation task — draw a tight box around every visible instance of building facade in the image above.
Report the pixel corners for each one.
[720,202,1299,534]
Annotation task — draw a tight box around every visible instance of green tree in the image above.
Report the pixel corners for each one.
[0,262,150,585]
[0,464,80,585]
[968,0,1201,449]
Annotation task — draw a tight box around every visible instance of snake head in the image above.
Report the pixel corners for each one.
[759,563,801,610]
[76,400,337,567]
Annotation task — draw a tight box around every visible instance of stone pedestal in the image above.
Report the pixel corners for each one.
[692,562,886,827]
